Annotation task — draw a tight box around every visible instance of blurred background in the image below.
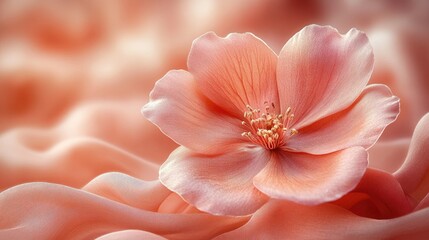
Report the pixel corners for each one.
[0,0,428,188]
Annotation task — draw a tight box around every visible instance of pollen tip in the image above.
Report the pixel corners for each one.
[290,128,298,136]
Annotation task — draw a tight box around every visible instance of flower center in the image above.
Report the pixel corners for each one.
[241,102,298,150]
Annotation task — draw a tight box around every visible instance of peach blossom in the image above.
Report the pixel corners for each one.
[2,113,429,239]
[216,113,429,239]
[1,1,428,239]
[143,25,400,216]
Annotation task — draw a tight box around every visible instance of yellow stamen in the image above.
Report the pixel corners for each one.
[241,103,298,150]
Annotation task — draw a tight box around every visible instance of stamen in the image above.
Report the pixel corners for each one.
[290,128,298,136]
[241,103,297,150]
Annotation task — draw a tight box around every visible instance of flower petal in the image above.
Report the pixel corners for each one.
[253,147,368,205]
[277,25,374,129]
[286,84,400,154]
[142,70,245,154]
[188,32,279,117]
[159,146,270,216]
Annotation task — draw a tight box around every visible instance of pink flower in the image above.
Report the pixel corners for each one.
[2,114,429,239]
[142,25,400,216]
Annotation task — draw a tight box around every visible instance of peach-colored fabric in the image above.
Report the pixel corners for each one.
[334,168,413,219]
[394,114,429,203]
[96,230,167,240]
[214,199,429,240]
[146,25,399,215]
[0,174,249,239]
[1,1,429,239]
